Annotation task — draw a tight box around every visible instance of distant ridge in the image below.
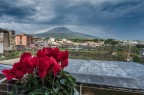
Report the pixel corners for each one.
[34,27,100,39]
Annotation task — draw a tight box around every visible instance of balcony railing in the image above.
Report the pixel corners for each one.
[0,77,15,95]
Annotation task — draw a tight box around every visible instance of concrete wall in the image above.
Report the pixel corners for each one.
[3,32,9,50]
[0,30,16,51]
[0,42,3,53]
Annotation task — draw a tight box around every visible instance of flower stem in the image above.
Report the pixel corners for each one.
[42,78,44,84]
[52,76,55,85]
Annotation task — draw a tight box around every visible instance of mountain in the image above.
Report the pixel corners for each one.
[34,27,100,39]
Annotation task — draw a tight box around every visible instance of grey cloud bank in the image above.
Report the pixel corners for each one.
[0,0,144,40]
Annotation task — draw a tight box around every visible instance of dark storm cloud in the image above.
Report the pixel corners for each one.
[0,0,35,22]
[49,0,144,26]
[0,0,144,40]
[1,0,144,26]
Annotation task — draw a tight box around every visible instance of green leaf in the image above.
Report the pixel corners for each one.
[56,74,62,78]
[27,78,38,90]
[60,78,66,85]
[12,82,24,95]
[44,89,55,95]
[52,82,60,93]
[45,75,53,85]
[56,92,63,95]
[28,89,44,95]
[62,71,69,74]
[61,87,70,95]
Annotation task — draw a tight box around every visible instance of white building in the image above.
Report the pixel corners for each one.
[49,37,55,42]
[62,39,67,42]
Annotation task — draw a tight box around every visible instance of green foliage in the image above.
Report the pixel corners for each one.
[104,39,119,46]
[69,38,103,43]
[133,55,142,63]
[11,71,76,95]
[70,39,91,42]
[115,52,125,61]
[131,47,140,55]
[93,39,99,42]
[136,44,144,48]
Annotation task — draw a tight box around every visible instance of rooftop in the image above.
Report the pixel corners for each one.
[0,28,15,33]
[16,33,32,36]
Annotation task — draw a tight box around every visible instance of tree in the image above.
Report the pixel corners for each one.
[93,39,99,42]
[104,39,118,46]
[116,52,126,61]
[104,39,119,53]
[136,44,144,48]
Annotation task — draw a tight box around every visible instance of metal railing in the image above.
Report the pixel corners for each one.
[0,77,15,95]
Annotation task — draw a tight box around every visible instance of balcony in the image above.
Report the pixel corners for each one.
[0,59,144,95]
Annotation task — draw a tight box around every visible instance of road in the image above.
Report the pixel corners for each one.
[0,58,19,65]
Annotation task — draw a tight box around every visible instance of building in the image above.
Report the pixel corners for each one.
[49,37,55,42]
[32,36,42,42]
[0,41,3,53]
[0,28,15,52]
[15,33,33,48]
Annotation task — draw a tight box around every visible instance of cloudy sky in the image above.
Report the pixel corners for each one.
[0,0,144,40]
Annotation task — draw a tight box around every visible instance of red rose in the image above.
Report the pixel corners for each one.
[61,58,68,68]
[2,69,16,80]
[20,52,32,61]
[13,69,25,80]
[2,47,69,81]
[37,49,44,57]
[22,57,36,74]
[48,47,60,60]
[12,62,25,80]
[50,57,61,76]
[31,56,39,68]
[58,50,68,60]
[12,61,25,74]
[20,52,35,74]
[58,50,69,68]
[46,47,52,53]
[37,48,49,58]
[38,56,50,78]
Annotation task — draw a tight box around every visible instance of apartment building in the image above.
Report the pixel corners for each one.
[0,28,15,52]
[15,33,33,48]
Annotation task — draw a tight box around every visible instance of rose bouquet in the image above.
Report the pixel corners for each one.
[2,47,76,95]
